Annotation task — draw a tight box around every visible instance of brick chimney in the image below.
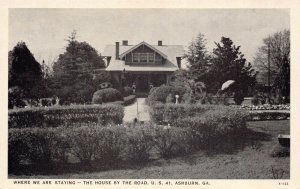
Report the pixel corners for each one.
[122,40,128,46]
[115,42,119,60]
[176,57,182,69]
[158,40,163,46]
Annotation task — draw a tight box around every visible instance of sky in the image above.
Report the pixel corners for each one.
[9,9,289,66]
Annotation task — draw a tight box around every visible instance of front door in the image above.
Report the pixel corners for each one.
[136,75,149,93]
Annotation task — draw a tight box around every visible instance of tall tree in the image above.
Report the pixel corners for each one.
[208,37,257,93]
[185,33,211,82]
[254,29,290,75]
[253,29,290,100]
[8,41,43,99]
[51,31,106,104]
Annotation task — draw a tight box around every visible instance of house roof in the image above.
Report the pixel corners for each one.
[103,42,185,72]
[120,41,167,59]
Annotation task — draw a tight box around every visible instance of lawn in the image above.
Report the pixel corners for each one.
[9,120,289,179]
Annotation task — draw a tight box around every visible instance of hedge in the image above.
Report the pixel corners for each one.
[8,123,193,172]
[149,103,218,124]
[8,104,124,128]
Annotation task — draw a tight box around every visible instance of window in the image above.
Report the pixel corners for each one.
[132,53,139,62]
[148,53,154,62]
[131,53,157,63]
[140,53,147,62]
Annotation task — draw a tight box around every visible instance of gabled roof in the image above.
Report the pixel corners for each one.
[119,41,167,59]
[103,42,185,72]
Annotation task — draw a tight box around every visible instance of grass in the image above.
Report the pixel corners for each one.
[9,120,289,179]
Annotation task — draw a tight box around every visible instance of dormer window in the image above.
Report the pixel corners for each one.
[132,53,157,63]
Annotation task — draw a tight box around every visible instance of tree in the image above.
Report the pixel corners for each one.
[208,37,257,94]
[51,31,106,104]
[253,29,290,100]
[254,29,290,75]
[8,42,44,99]
[185,33,211,82]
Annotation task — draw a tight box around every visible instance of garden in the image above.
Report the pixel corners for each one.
[8,30,290,179]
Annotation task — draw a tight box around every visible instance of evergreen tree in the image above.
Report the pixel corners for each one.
[51,31,105,104]
[208,37,257,93]
[185,33,211,82]
[8,42,43,99]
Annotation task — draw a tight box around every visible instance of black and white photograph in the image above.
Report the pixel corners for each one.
[4,5,293,184]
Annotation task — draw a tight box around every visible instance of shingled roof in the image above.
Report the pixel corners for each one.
[103,42,185,72]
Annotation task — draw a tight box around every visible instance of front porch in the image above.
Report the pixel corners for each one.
[111,71,173,93]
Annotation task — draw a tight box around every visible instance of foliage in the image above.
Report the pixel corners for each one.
[51,31,105,104]
[254,29,290,80]
[208,37,257,93]
[92,88,123,104]
[249,111,289,121]
[8,86,26,109]
[149,103,215,124]
[125,124,155,162]
[147,85,186,105]
[123,95,136,106]
[184,33,211,82]
[233,91,244,105]
[273,56,290,102]
[123,86,133,97]
[153,126,193,159]
[8,42,45,100]
[8,104,124,128]
[8,127,68,169]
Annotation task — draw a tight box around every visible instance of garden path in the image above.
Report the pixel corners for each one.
[123,98,150,122]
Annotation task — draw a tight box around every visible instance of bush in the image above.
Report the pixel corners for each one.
[92,88,123,104]
[8,127,68,171]
[153,125,193,159]
[123,95,136,106]
[8,87,26,109]
[8,104,124,128]
[67,125,125,164]
[147,85,186,105]
[125,124,155,162]
[149,103,215,124]
[123,86,133,97]
[233,91,244,105]
[149,87,158,95]
[174,108,249,145]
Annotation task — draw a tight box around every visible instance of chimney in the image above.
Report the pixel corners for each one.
[176,57,182,69]
[158,40,163,46]
[122,40,128,46]
[115,42,119,60]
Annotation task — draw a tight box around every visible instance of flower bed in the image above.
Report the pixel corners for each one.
[8,104,124,128]
[249,110,290,121]
[230,104,290,111]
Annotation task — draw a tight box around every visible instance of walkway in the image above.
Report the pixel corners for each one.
[123,98,150,122]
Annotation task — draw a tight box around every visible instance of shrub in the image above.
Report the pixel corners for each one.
[123,95,136,106]
[123,86,133,97]
[8,127,68,170]
[92,88,123,104]
[67,125,125,164]
[153,126,192,159]
[8,104,124,128]
[8,87,26,109]
[174,108,249,144]
[149,103,215,124]
[124,124,155,162]
[149,87,158,95]
[233,91,244,105]
[147,85,186,105]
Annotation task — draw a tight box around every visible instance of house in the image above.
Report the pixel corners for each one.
[103,40,184,93]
